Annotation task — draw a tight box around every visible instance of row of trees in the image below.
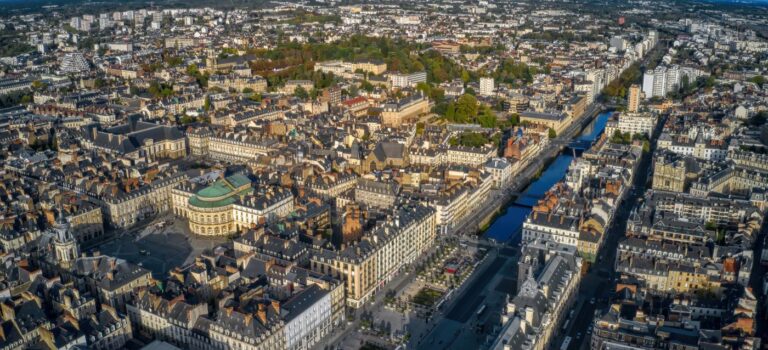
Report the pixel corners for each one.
[602,62,642,98]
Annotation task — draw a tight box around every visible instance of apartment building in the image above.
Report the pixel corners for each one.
[380,93,429,127]
[522,211,580,247]
[492,239,582,350]
[445,145,497,167]
[604,112,656,137]
[311,205,437,308]
[355,178,400,209]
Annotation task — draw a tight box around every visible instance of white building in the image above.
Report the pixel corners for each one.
[389,71,427,88]
[485,157,514,189]
[283,285,336,350]
[447,146,496,167]
[522,212,580,247]
[605,112,657,137]
[59,52,90,74]
[479,77,495,96]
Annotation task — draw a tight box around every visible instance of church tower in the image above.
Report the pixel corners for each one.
[51,212,80,268]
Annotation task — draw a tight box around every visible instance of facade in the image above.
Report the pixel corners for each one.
[480,77,495,96]
[354,178,400,209]
[311,205,437,308]
[388,71,427,88]
[99,172,189,228]
[60,53,90,74]
[446,145,496,167]
[651,152,692,192]
[605,112,656,137]
[522,211,580,247]
[380,93,429,127]
[485,157,514,189]
[127,289,219,350]
[627,84,641,112]
[519,112,570,135]
[172,173,294,236]
[187,129,277,160]
[281,80,314,94]
[208,74,267,93]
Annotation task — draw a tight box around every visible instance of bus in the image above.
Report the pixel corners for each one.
[562,319,570,332]
[560,336,572,350]
[476,304,487,316]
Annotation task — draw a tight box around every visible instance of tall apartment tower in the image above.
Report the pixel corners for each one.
[652,66,668,97]
[479,77,495,96]
[627,84,641,113]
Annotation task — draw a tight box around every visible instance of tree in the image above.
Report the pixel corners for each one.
[242,87,254,94]
[451,132,490,147]
[454,94,478,122]
[548,128,557,139]
[203,97,211,112]
[509,113,520,126]
[461,70,471,84]
[477,106,497,128]
[750,75,765,87]
[294,86,309,99]
[360,80,374,93]
[31,80,47,90]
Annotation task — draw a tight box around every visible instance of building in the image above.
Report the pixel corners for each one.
[96,172,190,229]
[492,239,582,350]
[627,84,641,113]
[311,205,437,308]
[72,255,153,313]
[82,119,187,162]
[281,80,314,95]
[380,93,429,127]
[59,53,90,74]
[208,74,267,93]
[446,145,496,167]
[388,72,427,88]
[519,111,570,135]
[354,179,400,209]
[522,211,580,247]
[651,151,697,193]
[480,77,495,96]
[172,173,294,236]
[604,112,657,137]
[485,157,514,189]
[127,289,220,350]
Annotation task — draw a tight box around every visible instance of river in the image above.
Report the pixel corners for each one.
[483,111,612,242]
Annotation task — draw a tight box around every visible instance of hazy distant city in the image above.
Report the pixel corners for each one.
[0,0,766,350]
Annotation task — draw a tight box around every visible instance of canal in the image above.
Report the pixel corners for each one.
[484,111,612,242]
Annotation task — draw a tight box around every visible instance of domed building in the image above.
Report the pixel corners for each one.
[172,173,294,236]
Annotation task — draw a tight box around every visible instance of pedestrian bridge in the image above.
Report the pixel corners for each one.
[549,139,594,152]
[566,139,594,152]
